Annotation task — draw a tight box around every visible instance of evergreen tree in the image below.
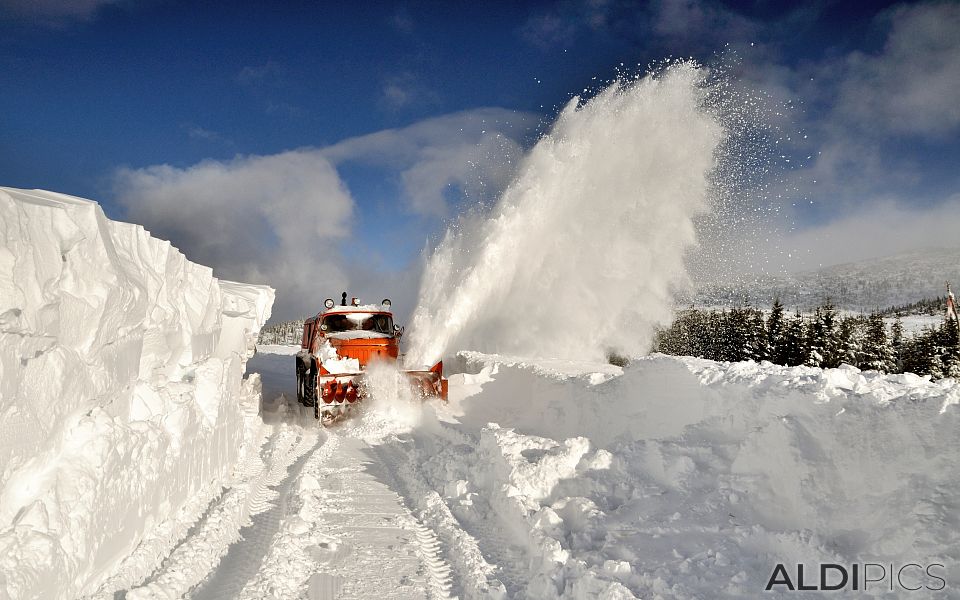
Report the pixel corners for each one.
[704,310,724,361]
[746,307,769,361]
[691,309,711,358]
[860,313,894,372]
[838,315,862,367]
[939,317,960,379]
[655,298,960,380]
[766,298,787,363]
[890,313,904,373]
[902,327,935,378]
[928,327,946,379]
[257,318,307,345]
[805,307,826,367]
[783,310,808,366]
[913,326,944,378]
[819,300,843,368]
[723,308,744,362]
[656,309,703,357]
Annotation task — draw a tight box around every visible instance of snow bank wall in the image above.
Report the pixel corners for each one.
[438,353,960,598]
[0,188,273,599]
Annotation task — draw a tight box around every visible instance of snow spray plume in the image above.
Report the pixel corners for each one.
[406,62,724,365]
[685,54,803,292]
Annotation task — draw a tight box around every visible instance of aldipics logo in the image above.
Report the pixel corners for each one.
[765,563,946,592]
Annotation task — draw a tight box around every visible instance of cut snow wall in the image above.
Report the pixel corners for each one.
[0,187,274,600]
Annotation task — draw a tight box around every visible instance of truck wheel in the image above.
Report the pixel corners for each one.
[303,361,318,408]
[295,360,304,405]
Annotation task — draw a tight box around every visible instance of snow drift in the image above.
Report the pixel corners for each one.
[392,354,959,598]
[0,188,273,600]
[407,63,722,366]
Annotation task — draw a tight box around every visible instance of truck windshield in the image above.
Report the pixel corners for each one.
[323,312,393,334]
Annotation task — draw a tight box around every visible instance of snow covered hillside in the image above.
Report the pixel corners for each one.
[697,248,960,311]
[0,188,273,600]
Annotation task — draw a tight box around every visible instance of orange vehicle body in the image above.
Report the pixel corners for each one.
[295,299,447,421]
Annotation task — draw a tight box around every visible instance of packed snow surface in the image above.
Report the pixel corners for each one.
[205,346,958,599]
[0,187,273,600]
[11,333,952,598]
[407,63,722,366]
[429,353,958,598]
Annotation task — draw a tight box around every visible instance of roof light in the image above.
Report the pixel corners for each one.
[382,298,392,309]
[351,297,360,306]
[324,298,335,309]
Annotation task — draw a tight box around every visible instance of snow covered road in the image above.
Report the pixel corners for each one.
[102,346,463,600]
[80,345,960,599]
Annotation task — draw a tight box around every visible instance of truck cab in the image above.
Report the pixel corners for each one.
[302,304,400,368]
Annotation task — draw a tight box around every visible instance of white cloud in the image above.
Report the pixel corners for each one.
[689,193,960,285]
[114,151,353,320]
[712,1,960,267]
[382,82,413,108]
[114,108,537,320]
[776,195,960,272]
[322,107,537,216]
[775,5,959,204]
[834,2,960,137]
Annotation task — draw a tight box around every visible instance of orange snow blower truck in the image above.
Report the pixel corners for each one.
[295,293,448,422]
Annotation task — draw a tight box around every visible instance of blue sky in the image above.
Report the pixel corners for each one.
[1,0,959,319]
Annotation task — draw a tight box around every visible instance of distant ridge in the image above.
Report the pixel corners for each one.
[694,247,960,311]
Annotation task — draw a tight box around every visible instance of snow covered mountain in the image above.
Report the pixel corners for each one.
[697,248,960,310]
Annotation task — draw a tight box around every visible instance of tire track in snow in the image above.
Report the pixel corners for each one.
[458,508,530,599]
[368,415,546,599]
[412,521,454,598]
[230,432,343,599]
[235,432,459,600]
[360,441,455,599]
[368,440,507,600]
[188,427,320,599]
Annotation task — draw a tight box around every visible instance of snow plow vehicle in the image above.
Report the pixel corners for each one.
[295,293,448,422]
